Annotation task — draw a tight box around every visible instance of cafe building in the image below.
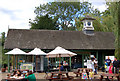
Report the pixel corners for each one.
[4,16,115,72]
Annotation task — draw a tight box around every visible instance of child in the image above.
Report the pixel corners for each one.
[89,69,94,79]
[109,63,113,74]
[82,69,88,79]
[108,63,113,79]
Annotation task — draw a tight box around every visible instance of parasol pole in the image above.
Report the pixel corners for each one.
[69,54,72,71]
[16,55,17,70]
[15,55,16,70]
[59,54,61,73]
[8,54,10,73]
[36,55,37,72]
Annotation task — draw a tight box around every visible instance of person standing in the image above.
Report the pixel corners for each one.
[91,58,95,73]
[113,57,120,74]
[109,63,113,74]
[105,56,111,73]
[94,58,98,74]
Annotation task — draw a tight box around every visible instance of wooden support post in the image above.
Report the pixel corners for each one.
[32,55,34,63]
[96,51,98,60]
[82,55,84,68]
[16,56,17,69]
[12,55,14,70]
[69,57,71,71]
[8,55,10,73]
[15,55,16,69]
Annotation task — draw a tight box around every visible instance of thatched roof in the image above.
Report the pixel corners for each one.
[4,29,115,50]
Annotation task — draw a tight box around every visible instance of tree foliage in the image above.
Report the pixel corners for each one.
[30,14,58,30]
[31,2,95,30]
[0,32,8,67]
[106,2,119,59]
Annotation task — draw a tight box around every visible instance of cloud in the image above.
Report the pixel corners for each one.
[0,0,48,36]
[0,7,22,20]
[90,1,108,12]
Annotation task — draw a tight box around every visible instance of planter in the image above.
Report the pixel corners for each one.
[1,68,6,72]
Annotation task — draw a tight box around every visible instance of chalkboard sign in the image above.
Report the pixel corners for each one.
[20,63,33,71]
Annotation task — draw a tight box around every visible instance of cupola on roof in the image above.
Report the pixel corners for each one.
[81,15,96,21]
[82,15,96,35]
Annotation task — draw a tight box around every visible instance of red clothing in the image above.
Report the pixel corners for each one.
[109,66,113,73]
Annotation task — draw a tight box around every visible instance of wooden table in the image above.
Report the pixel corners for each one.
[100,73,119,81]
[46,71,74,81]
[6,78,27,81]
[74,68,92,77]
[6,76,27,81]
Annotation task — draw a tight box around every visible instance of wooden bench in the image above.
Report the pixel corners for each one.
[46,71,74,81]
[46,76,74,81]
[100,73,119,81]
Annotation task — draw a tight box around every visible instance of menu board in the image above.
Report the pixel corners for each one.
[20,63,33,71]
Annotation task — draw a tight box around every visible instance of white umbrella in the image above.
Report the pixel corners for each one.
[5,48,27,70]
[5,48,27,55]
[28,48,46,72]
[46,46,77,72]
[46,46,77,58]
[28,48,46,55]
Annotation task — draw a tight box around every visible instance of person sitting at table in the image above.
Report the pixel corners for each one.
[82,69,88,79]
[16,70,22,77]
[89,69,94,79]
[6,73,11,79]
[11,70,17,76]
[25,70,36,81]
[60,62,64,71]
[63,61,68,66]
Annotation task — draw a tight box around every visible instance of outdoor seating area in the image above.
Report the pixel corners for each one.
[1,11,120,81]
[2,69,120,81]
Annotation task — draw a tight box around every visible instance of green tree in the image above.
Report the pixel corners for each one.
[0,32,8,68]
[33,2,94,30]
[105,2,119,59]
[30,14,58,30]
[117,1,120,60]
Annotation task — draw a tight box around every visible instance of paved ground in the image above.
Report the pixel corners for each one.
[1,71,103,79]
[1,71,119,80]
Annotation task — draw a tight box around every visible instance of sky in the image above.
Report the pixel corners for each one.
[0,0,108,36]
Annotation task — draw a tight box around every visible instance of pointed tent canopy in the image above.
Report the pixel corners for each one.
[28,48,46,55]
[46,46,77,58]
[5,48,27,55]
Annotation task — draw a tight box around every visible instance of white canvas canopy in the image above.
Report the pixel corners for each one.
[46,46,77,58]
[28,48,46,55]
[5,48,27,55]
[46,46,77,72]
[5,48,27,71]
[28,48,46,72]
